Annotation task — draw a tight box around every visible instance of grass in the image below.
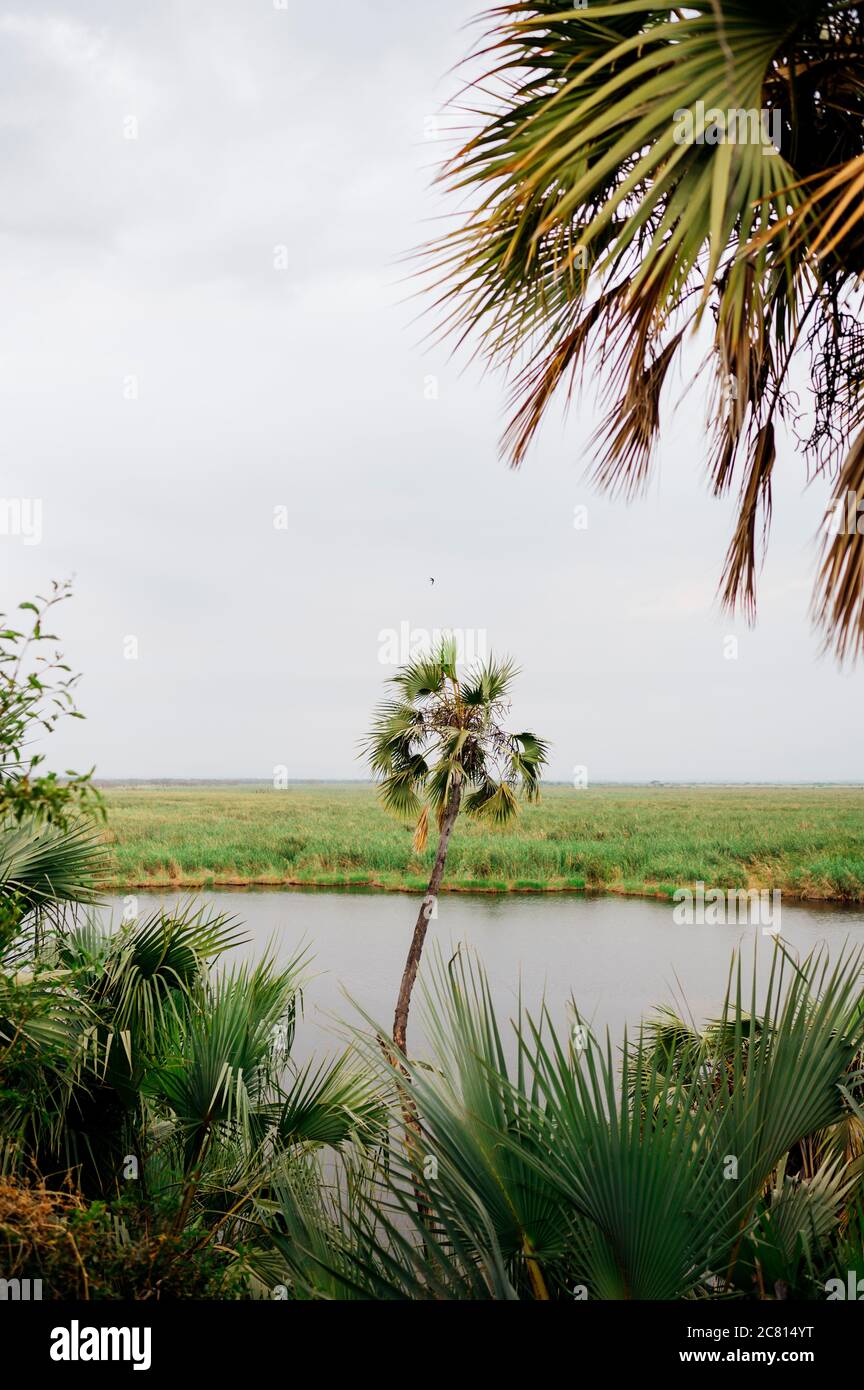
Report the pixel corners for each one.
[99,782,864,901]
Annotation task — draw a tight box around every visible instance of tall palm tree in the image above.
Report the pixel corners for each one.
[431,2,864,657]
[363,639,547,1054]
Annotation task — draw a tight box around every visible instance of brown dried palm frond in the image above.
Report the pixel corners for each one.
[814,429,864,663]
[427,0,864,658]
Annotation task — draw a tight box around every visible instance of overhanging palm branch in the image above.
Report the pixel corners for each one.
[431,1,864,657]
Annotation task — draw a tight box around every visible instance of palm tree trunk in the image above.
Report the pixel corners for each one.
[393,780,461,1056]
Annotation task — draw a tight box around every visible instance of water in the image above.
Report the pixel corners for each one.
[102,889,864,1065]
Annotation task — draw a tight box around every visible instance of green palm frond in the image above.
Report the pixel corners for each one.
[509,732,548,797]
[268,1150,517,1300]
[734,1153,855,1295]
[377,768,425,819]
[342,938,864,1300]
[361,700,427,774]
[390,652,450,700]
[0,816,105,915]
[364,647,548,830]
[462,778,519,824]
[144,952,303,1167]
[273,1054,386,1148]
[460,655,518,707]
[426,758,461,817]
[694,943,864,1262]
[83,902,249,1051]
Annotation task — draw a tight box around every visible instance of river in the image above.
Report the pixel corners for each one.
[100,888,864,1064]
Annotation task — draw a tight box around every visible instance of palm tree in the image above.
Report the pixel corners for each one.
[363,639,548,1054]
[431,2,864,658]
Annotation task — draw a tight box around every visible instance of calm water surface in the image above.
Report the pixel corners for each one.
[102,890,864,1063]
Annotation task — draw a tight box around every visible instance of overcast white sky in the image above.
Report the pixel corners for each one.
[0,0,861,783]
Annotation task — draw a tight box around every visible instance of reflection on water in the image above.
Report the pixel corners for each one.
[100,889,864,1064]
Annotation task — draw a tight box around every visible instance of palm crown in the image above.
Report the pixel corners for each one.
[364,640,548,851]
[431,1,864,657]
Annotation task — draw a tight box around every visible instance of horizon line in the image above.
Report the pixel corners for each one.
[90,777,864,788]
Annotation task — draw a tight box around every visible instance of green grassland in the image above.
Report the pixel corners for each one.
[100,783,864,901]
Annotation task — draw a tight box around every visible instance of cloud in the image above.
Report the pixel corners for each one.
[0,0,860,782]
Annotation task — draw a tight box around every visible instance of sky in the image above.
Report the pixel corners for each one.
[0,0,861,784]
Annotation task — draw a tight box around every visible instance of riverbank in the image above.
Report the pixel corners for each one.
[100,783,864,901]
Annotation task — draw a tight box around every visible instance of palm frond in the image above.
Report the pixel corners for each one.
[0,816,105,915]
[430,0,864,655]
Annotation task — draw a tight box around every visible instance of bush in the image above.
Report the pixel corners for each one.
[0,1179,242,1300]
